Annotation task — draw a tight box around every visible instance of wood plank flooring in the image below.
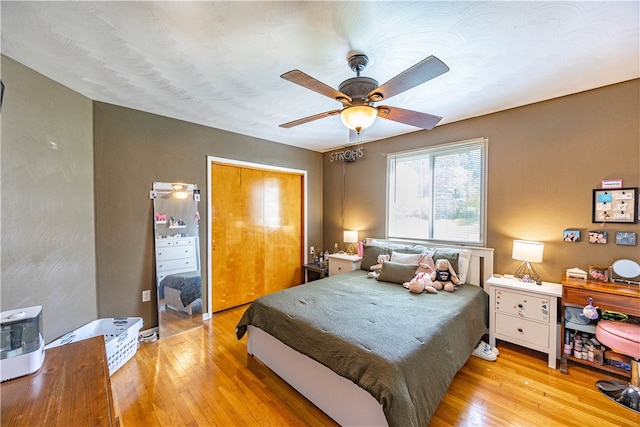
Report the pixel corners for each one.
[111,306,640,426]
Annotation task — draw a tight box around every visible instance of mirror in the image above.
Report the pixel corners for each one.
[611,259,640,284]
[152,182,202,338]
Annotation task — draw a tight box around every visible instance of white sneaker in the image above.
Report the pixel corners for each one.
[480,340,499,356]
[472,342,497,361]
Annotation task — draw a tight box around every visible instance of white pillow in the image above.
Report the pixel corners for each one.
[457,250,472,284]
[390,251,422,265]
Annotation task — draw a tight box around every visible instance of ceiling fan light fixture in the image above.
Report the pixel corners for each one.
[174,190,189,199]
[340,105,377,133]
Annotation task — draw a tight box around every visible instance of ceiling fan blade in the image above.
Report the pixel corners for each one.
[281,70,351,103]
[377,106,442,130]
[367,56,449,101]
[279,109,342,128]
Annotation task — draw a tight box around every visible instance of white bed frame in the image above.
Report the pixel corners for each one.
[246,243,494,426]
[164,286,199,315]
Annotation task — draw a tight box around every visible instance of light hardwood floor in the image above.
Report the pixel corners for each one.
[111,306,640,426]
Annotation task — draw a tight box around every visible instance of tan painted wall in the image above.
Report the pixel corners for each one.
[1,56,97,342]
[2,56,323,336]
[93,102,324,329]
[2,52,637,341]
[323,79,640,283]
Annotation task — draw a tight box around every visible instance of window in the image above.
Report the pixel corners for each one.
[387,138,486,245]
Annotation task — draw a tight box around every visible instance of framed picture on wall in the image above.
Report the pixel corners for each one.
[588,230,608,244]
[615,231,637,246]
[563,229,580,242]
[592,187,638,223]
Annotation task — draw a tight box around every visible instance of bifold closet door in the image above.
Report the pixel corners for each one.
[210,162,304,312]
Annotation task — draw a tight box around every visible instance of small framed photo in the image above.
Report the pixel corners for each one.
[588,265,609,282]
[615,231,637,246]
[592,187,638,223]
[588,230,608,244]
[563,229,580,242]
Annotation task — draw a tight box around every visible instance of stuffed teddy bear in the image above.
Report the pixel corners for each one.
[430,259,460,292]
[367,254,390,279]
[403,271,438,294]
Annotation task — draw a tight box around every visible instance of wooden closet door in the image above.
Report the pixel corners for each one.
[210,162,303,312]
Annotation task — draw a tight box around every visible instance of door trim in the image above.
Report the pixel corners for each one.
[206,156,308,318]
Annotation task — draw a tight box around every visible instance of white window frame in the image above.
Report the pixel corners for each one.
[386,138,487,246]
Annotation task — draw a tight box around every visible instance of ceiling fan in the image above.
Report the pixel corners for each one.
[279,53,449,137]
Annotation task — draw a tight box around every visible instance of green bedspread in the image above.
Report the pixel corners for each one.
[236,270,488,427]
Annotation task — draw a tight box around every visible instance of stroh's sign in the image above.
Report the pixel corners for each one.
[329,146,364,162]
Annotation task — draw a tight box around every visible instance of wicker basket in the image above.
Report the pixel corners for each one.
[45,317,143,375]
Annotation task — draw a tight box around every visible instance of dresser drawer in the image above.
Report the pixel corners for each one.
[495,313,550,348]
[156,238,196,248]
[494,288,551,322]
[563,287,640,317]
[156,245,195,261]
[157,258,196,273]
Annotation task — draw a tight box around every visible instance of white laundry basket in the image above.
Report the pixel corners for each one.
[46,317,143,375]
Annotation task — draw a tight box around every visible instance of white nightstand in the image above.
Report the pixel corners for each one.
[327,253,362,276]
[487,276,562,369]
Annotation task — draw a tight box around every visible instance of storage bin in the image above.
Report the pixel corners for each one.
[45,317,143,375]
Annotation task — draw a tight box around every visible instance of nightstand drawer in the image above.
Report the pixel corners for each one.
[329,258,353,276]
[327,254,362,276]
[495,313,549,348]
[495,288,551,322]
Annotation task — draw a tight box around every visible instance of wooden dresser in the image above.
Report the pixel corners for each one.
[560,275,640,377]
[1,335,119,426]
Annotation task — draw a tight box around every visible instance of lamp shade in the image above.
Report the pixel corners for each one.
[340,105,377,132]
[512,240,544,263]
[343,230,358,243]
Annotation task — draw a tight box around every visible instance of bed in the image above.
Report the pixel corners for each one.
[236,240,494,427]
[159,270,202,315]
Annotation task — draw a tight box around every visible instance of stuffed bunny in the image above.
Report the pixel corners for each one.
[367,254,390,279]
[403,271,438,294]
[430,259,460,292]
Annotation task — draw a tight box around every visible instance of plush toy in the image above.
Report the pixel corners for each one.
[367,254,390,279]
[403,272,438,294]
[155,212,167,222]
[430,259,460,292]
[415,253,435,275]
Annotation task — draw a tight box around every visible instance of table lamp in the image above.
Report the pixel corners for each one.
[512,240,544,283]
[343,230,358,255]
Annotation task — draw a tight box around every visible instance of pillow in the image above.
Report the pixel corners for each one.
[360,245,394,270]
[376,261,418,284]
[404,247,427,255]
[432,248,460,275]
[431,248,472,284]
[390,251,423,265]
[456,250,471,284]
[360,242,410,270]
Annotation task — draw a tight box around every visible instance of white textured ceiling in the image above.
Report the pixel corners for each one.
[2,1,638,152]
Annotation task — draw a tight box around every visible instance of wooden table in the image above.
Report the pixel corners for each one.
[560,275,640,378]
[302,262,328,283]
[1,335,119,426]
